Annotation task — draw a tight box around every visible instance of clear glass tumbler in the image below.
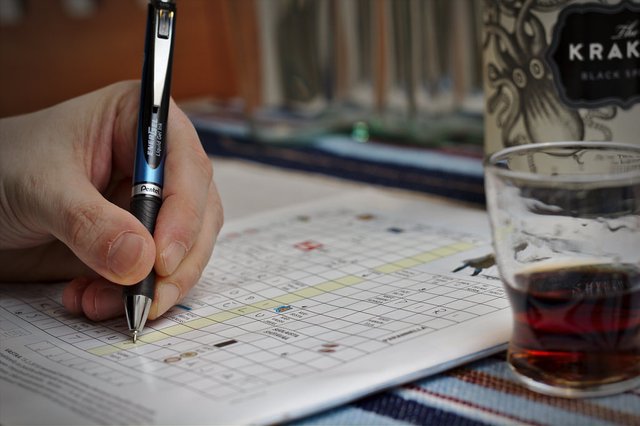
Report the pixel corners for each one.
[485,141,640,397]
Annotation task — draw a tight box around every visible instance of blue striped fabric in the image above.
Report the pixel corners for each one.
[193,124,487,205]
[292,355,640,426]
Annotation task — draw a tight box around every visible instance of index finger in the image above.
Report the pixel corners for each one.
[153,100,218,277]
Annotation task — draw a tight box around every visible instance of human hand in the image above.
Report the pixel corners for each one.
[0,81,223,321]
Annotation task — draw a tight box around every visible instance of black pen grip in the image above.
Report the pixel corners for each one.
[123,195,162,300]
[130,195,161,235]
[123,270,156,300]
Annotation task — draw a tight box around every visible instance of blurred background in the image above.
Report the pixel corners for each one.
[0,0,483,145]
[0,0,487,203]
[0,0,238,117]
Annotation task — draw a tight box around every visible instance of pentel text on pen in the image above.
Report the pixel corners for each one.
[123,0,176,343]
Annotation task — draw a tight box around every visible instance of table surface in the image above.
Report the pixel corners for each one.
[210,156,640,426]
[213,156,373,220]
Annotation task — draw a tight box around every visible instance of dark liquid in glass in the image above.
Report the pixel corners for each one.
[506,263,640,388]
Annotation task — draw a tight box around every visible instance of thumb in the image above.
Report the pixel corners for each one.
[45,181,156,285]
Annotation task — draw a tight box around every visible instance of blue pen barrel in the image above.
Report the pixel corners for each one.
[143,107,165,170]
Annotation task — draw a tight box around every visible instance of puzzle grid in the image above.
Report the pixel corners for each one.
[1,208,508,400]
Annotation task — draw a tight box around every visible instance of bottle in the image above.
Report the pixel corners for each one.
[374,0,485,146]
[226,0,375,144]
[482,0,640,155]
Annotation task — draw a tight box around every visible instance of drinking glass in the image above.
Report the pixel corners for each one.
[485,141,640,397]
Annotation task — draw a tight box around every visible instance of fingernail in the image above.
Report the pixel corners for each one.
[161,242,187,276]
[95,287,124,320]
[108,232,146,279]
[156,283,180,315]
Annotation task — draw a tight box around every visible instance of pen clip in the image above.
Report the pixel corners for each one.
[152,2,175,108]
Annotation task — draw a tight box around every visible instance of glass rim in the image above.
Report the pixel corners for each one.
[485,141,640,184]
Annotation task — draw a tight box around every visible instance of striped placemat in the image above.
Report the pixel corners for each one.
[293,354,640,426]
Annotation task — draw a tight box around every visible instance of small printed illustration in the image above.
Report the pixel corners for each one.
[453,253,496,276]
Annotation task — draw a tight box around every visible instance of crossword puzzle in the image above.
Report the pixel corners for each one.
[0,208,509,401]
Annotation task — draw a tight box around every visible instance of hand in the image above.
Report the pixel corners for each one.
[0,81,223,321]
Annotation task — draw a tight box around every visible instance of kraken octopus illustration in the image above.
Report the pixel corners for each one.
[483,0,617,147]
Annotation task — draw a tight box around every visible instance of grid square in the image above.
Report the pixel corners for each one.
[324,307,358,319]
[445,299,476,311]
[314,281,344,292]
[486,298,510,309]
[466,304,498,315]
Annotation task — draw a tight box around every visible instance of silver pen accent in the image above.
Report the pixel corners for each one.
[125,295,152,343]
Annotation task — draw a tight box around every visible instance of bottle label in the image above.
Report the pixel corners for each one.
[482,0,640,154]
[547,2,640,109]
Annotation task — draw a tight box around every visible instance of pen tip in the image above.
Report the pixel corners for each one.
[132,331,138,344]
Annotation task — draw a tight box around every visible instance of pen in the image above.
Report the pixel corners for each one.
[124,0,176,343]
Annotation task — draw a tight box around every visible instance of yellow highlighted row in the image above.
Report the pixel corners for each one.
[88,345,121,356]
[91,241,474,355]
[375,241,476,274]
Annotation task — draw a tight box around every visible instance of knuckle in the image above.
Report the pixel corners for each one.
[175,262,204,294]
[209,184,224,233]
[212,203,224,235]
[191,146,213,183]
[63,202,104,251]
[190,256,208,282]
[172,200,202,241]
